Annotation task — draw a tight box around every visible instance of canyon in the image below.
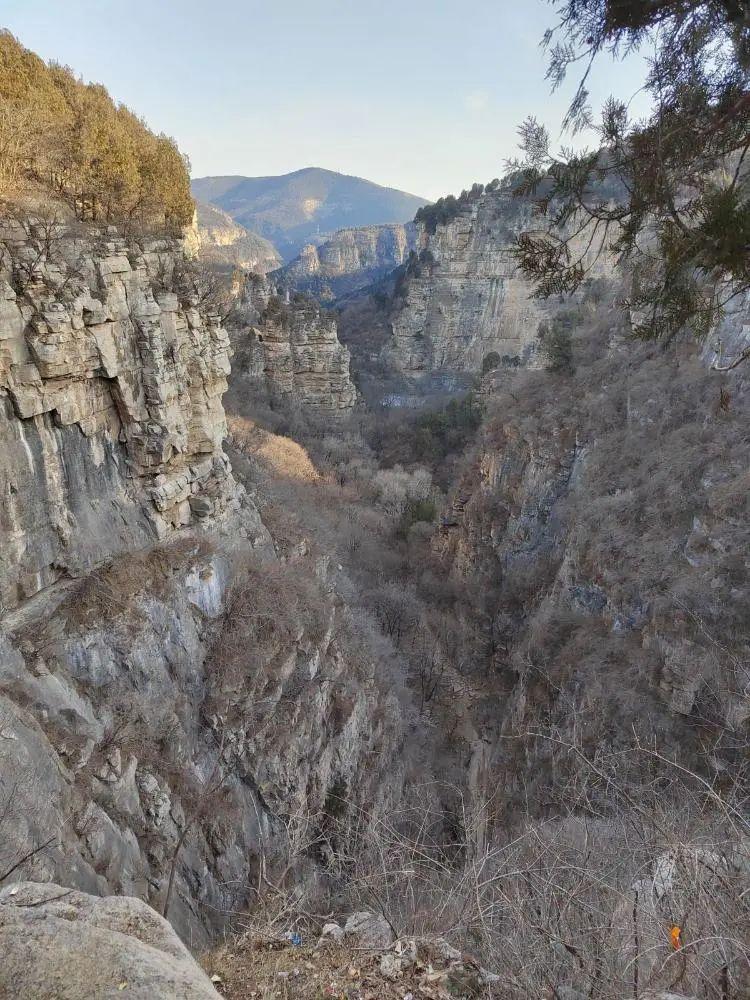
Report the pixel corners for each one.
[0,26,748,998]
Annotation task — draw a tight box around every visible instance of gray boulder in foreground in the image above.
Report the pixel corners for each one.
[0,882,219,999]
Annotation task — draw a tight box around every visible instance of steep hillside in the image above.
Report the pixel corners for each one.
[0,31,192,227]
[0,222,412,946]
[191,168,427,262]
[276,222,418,301]
[195,201,281,273]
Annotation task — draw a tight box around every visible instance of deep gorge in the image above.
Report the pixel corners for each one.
[0,19,749,1000]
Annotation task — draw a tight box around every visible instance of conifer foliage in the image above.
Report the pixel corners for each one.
[510,1,750,359]
[0,31,193,228]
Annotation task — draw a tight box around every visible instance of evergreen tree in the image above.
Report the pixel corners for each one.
[0,31,193,229]
[509,1,750,367]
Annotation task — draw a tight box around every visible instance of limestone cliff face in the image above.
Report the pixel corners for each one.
[195,201,282,273]
[383,189,610,376]
[0,537,407,944]
[277,222,418,300]
[230,279,357,412]
[0,223,403,946]
[0,221,240,609]
[251,309,357,410]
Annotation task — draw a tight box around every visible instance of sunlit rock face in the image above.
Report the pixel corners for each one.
[230,276,357,412]
[194,201,282,273]
[0,222,241,608]
[252,309,357,411]
[383,188,614,376]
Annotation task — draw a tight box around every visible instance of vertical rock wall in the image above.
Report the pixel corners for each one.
[384,189,613,376]
[0,222,241,609]
[277,222,419,300]
[230,278,357,413]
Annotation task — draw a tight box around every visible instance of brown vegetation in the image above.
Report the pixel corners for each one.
[220,261,749,997]
[0,31,192,227]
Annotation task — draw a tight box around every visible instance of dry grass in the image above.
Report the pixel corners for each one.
[229,416,320,483]
[60,535,214,628]
[203,934,495,1000]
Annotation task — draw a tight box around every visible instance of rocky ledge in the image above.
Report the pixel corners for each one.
[0,220,241,608]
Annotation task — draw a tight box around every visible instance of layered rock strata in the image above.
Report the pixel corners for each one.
[231,278,357,412]
[384,188,610,375]
[0,221,240,608]
[278,222,418,300]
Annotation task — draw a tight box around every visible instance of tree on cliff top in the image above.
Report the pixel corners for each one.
[0,31,193,229]
[510,0,750,368]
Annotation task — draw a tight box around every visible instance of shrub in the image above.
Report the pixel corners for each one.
[412,392,483,462]
[414,183,485,234]
[538,317,574,373]
[482,351,501,374]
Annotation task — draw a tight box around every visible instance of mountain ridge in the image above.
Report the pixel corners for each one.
[191,167,428,262]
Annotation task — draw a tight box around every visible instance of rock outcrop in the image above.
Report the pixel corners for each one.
[0,220,241,609]
[0,216,397,952]
[0,882,220,999]
[277,222,418,301]
[434,306,750,807]
[195,201,281,273]
[383,186,611,376]
[0,531,408,944]
[230,278,357,412]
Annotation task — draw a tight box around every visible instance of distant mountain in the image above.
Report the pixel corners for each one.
[194,201,282,273]
[191,167,428,262]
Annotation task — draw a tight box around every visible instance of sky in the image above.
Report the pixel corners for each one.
[3,0,652,201]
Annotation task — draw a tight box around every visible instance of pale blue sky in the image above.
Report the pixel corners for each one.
[3,0,651,200]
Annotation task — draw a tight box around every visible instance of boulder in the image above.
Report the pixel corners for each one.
[343,910,394,949]
[0,882,220,999]
[317,921,345,946]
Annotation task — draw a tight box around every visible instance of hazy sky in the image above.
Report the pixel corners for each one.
[4,0,652,200]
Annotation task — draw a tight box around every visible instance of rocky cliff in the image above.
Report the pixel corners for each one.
[277,222,418,301]
[0,220,241,610]
[229,279,357,413]
[0,217,406,948]
[195,201,281,274]
[383,186,610,376]
[433,297,750,810]
[0,534,407,943]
